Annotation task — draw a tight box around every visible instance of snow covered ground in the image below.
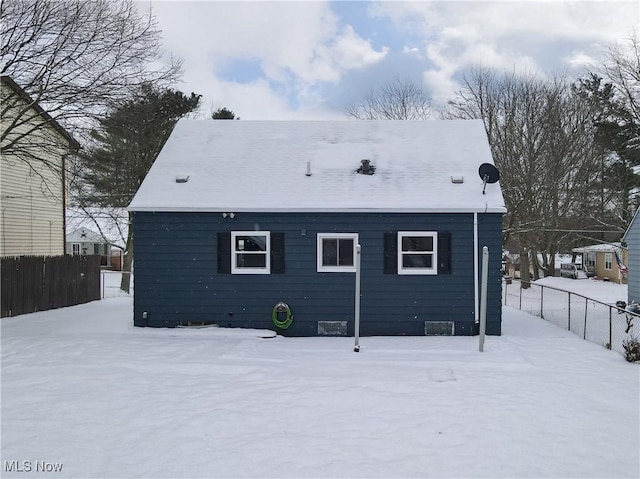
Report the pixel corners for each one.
[503,277,637,356]
[2,295,638,478]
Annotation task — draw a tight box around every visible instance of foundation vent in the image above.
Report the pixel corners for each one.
[425,321,454,336]
[318,321,348,336]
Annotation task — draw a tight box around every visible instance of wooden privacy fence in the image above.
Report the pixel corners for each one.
[1,255,101,317]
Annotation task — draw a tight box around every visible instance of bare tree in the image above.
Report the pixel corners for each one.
[589,33,640,220]
[445,67,602,282]
[1,0,181,179]
[346,77,432,120]
[599,32,640,125]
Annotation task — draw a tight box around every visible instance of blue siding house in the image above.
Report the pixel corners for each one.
[623,209,640,306]
[128,120,506,336]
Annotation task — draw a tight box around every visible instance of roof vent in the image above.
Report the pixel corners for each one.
[356,159,375,175]
[175,175,189,183]
[451,175,464,184]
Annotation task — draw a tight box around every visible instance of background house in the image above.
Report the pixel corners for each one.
[572,243,628,284]
[66,227,122,270]
[0,75,79,256]
[623,210,639,305]
[66,207,128,271]
[129,119,506,336]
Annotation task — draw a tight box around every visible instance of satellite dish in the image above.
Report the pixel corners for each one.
[478,163,500,195]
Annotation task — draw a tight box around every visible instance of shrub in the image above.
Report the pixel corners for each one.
[622,336,640,363]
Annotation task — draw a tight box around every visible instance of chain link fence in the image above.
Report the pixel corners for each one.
[101,271,133,298]
[503,279,640,356]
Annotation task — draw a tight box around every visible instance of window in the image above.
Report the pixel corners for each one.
[94,244,101,255]
[231,231,270,274]
[397,232,438,275]
[72,243,80,255]
[604,252,613,270]
[317,233,357,272]
[585,253,596,267]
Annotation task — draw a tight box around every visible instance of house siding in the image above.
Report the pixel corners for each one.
[0,80,68,256]
[625,215,640,305]
[133,211,503,336]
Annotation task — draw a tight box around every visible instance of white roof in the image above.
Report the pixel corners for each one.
[573,242,623,253]
[66,207,128,249]
[66,227,105,243]
[128,119,507,213]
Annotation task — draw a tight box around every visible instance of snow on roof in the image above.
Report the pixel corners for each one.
[128,119,507,213]
[66,227,105,243]
[572,242,623,253]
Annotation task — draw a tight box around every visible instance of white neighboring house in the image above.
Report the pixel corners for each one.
[65,207,127,270]
[0,75,79,256]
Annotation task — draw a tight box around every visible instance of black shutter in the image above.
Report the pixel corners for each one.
[438,231,451,274]
[383,232,397,274]
[217,232,231,274]
[271,232,285,274]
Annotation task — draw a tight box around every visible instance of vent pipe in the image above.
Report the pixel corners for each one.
[306,161,312,177]
[357,159,375,175]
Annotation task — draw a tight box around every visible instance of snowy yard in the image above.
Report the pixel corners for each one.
[2,296,639,478]
[503,276,637,355]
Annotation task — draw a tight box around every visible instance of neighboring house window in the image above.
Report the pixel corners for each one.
[317,233,358,272]
[94,244,101,255]
[231,231,271,274]
[72,243,80,255]
[585,253,596,267]
[397,232,438,275]
[604,253,613,270]
[383,231,451,275]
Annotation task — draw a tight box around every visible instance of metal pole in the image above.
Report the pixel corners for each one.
[479,246,489,352]
[568,292,571,331]
[519,280,523,310]
[584,298,588,340]
[504,278,507,306]
[540,285,544,319]
[354,244,361,352]
[608,307,612,350]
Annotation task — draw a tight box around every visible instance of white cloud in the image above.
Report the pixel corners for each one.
[330,25,389,71]
[148,1,387,117]
[373,1,639,102]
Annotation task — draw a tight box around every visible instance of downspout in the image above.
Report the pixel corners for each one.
[61,153,66,255]
[474,212,479,324]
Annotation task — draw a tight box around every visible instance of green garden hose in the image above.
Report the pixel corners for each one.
[272,301,293,329]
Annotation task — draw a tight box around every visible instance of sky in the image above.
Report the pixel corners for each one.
[142,1,640,120]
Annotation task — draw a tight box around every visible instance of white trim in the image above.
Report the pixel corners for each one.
[231,231,270,274]
[71,243,80,255]
[317,233,358,273]
[397,231,438,275]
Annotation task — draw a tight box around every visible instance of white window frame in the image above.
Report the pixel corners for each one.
[317,233,358,273]
[398,231,438,275]
[231,231,270,275]
[604,252,613,270]
[71,243,80,255]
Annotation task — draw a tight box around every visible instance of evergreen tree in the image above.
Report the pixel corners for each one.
[79,83,201,291]
[211,107,237,119]
[575,74,640,225]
